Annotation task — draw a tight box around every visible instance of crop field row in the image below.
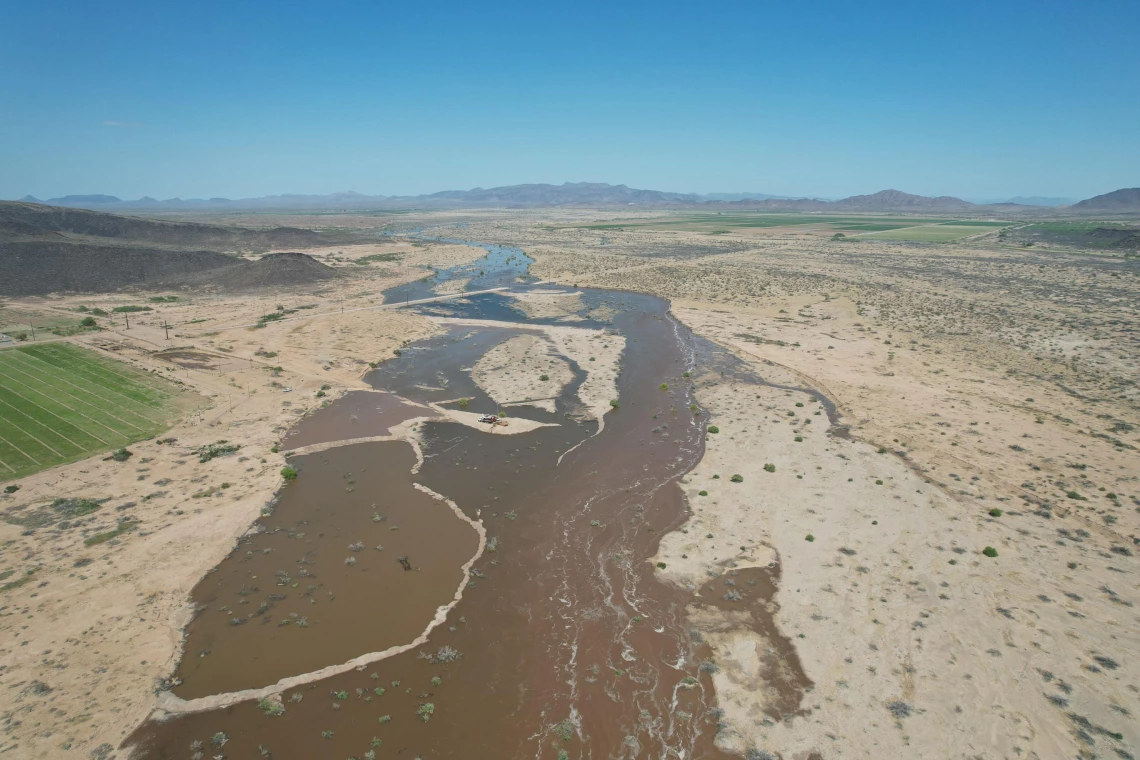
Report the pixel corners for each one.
[576,213,1010,240]
[0,342,193,481]
[856,222,1008,242]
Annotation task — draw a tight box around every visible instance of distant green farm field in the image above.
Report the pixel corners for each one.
[577,213,949,233]
[0,342,195,482]
[574,213,1011,239]
[860,222,1007,242]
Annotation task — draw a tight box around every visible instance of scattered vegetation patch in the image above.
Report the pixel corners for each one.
[3,497,104,528]
[84,518,140,546]
[1,569,37,593]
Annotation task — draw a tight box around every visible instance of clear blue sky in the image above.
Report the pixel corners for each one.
[2,0,1138,201]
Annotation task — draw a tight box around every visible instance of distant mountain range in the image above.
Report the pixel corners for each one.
[968,196,1076,207]
[16,183,1138,213]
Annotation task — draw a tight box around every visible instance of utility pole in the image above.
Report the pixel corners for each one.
[30,325,35,341]
[163,321,171,341]
[125,313,130,330]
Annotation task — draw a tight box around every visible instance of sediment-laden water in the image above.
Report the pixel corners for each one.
[127,242,820,759]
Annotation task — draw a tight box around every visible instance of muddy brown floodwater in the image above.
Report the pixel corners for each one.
[171,441,478,699]
[127,287,812,759]
[279,391,430,451]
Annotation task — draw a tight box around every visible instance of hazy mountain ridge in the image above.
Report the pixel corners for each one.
[14,183,1136,213]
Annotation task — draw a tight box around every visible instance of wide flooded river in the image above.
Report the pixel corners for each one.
[126,243,795,759]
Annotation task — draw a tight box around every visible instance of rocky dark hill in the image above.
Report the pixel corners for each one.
[0,201,328,248]
[0,202,339,296]
[1071,188,1140,212]
[833,189,974,211]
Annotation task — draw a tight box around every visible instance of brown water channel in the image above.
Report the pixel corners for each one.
[279,390,430,451]
[171,441,477,698]
[128,287,814,759]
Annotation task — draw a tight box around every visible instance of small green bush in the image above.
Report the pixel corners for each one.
[982,546,998,558]
[698,490,708,496]
[659,383,669,391]
[197,441,240,462]
[707,425,719,434]
[763,463,776,473]
[988,508,1003,517]
[281,466,298,481]
[656,562,666,569]
[805,534,815,542]
[540,374,549,381]
[80,316,97,327]
[609,399,620,409]
[257,698,284,716]
[730,474,743,483]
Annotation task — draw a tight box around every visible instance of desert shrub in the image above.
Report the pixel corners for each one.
[257,698,284,716]
[80,316,97,327]
[730,474,743,482]
[281,466,298,481]
[707,425,719,434]
[198,441,240,462]
[763,463,775,473]
[989,508,1003,517]
[805,534,815,542]
[982,546,998,557]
